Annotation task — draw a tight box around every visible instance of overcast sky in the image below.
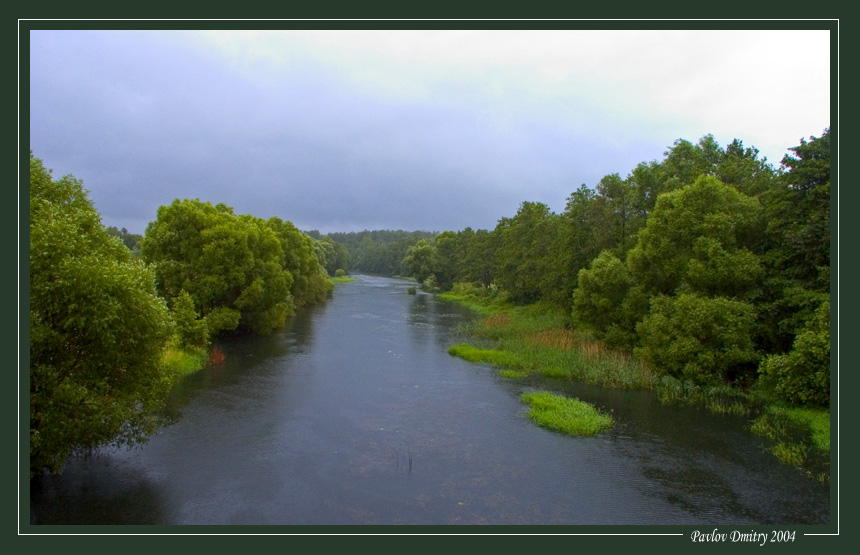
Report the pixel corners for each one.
[28,29,831,235]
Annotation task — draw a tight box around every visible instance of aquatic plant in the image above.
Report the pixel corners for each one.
[521,392,613,435]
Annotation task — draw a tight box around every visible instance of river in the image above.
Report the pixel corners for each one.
[29,275,830,526]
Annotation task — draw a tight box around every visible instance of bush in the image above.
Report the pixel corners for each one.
[759,300,830,406]
[572,251,632,336]
[170,290,209,349]
[635,293,759,385]
[334,268,346,277]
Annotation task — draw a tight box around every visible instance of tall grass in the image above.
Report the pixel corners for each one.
[442,293,654,389]
[750,404,830,482]
[162,343,207,377]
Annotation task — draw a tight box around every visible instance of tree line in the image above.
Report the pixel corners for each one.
[400,130,831,407]
[28,153,346,475]
[325,229,437,277]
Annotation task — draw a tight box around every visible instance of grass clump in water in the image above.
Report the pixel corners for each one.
[329,275,358,284]
[499,369,529,379]
[448,343,523,368]
[521,391,613,435]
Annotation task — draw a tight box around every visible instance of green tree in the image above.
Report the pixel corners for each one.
[170,290,209,349]
[142,200,296,336]
[758,299,830,406]
[30,153,175,475]
[572,251,632,337]
[403,238,437,286]
[763,128,830,291]
[266,217,331,308]
[460,228,497,286]
[635,294,759,385]
[627,175,763,298]
[494,202,563,304]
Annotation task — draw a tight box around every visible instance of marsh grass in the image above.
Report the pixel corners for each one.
[498,369,529,379]
[443,296,653,389]
[750,404,830,482]
[162,343,207,377]
[439,285,830,480]
[447,343,523,368]
[655,376,762,416]
[521,391,613,435]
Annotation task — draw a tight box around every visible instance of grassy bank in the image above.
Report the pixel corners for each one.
[440,287,654,389]
[438,284,830,481]
[330,275,358,284]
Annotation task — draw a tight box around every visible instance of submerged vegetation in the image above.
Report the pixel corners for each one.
[521,392,614,436]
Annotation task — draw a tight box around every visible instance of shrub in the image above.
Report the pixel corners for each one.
[635,293,758,385]
[170,290,209,349]
[759,300,830,406]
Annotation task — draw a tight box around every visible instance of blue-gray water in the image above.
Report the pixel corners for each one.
[29,276,830,526]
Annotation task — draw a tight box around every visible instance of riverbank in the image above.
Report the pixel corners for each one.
[437,285,830,482]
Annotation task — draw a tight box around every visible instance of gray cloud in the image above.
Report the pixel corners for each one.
[29,30,827,235]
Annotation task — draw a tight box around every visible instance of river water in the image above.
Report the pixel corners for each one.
[29,275,830,526]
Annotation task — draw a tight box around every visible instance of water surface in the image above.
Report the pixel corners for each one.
[29,275,830,526]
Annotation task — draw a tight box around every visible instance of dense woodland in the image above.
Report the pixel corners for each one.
[322,229,436,276]
[396,130,832,409]
[28,155,345,474]
[28,128,831,475]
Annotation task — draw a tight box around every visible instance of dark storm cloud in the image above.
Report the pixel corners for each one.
[29,30,653,235]
[31,30,825,235]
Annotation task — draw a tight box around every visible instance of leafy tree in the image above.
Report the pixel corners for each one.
[635,294,759,385]
[460,228,497,286]
[266,217,331,308]
[572,251,632,337]
[30,153,175,475]
[106,226,144,256]
[403,239,436,285]
[494,202,563,304]
[572,250,650,350]
[329,230,435,276]
[142,200,296,335]
[627,175,763,298]
[433,230,464,291]
[170,290,209,349]
[763,128,830,291]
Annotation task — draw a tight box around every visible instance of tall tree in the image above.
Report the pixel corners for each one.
[142,200,296,336]
[30,153,175,475]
